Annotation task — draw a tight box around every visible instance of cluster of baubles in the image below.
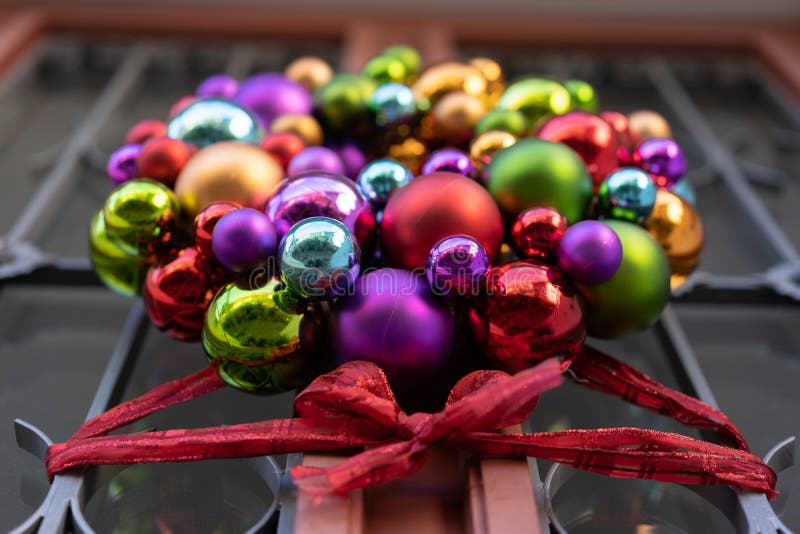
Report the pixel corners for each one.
[93,45,703,396]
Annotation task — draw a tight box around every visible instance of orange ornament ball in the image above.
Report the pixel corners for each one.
[380,171,504,269]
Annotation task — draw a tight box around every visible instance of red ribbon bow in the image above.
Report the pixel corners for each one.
[45,349,777,498]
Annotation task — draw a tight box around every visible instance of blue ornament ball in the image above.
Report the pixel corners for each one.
[597,167,657,223]
[167,98,261,148]
[370,82,417,125]
[356,159,413,208]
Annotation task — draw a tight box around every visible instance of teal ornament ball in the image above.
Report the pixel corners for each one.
[577,220,671,338]
[279,217,361,299]
[370,82,417,125]
[167,98,261,148]
[485,138,593,223]
[598,167,658,223]
[356,159,413,208]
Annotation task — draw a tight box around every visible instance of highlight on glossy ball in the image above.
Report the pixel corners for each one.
[356,159,413,208]
[136,136,193,187]
[496,78,571,124]
[103,179,179,256]
[89,210,149,296]
[598,167,657,223]
[287,146,345,176]
[628,110,672,147]
[426,235,489,298]
[382,45,422,80]
[197,74,239,99]
[645,189,704,287]
[412,61,488,108]
[371,82,417,125]
[564,79,598,112]
[576,220,670,338]
[510,206,567,262]
[266,171,375,248]
[167,98,262,148]
[279,216,361,299]
[421,148,475,178]
[633,138,687,188]
[212,208,278,273]
[259,131,305,169]
[486,138,592,223]
[203,278,317,392]
[174,141,284,216]
[330,268,455,392]
[557,220,623,285]
[234,73,312,128]
[470,130,516,172]
[285,56,333,92]
[107,144,141,186]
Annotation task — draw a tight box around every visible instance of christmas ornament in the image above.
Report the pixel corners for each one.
[125,118,166,145]
[194,201,240,258]
[536,111,620,187]
[265,171,376,248]
[628,110,672,146]
[599,110,634,150]
[166,98,261,148]
[330,268,455,390]
[211,208,278,273]
[425,235,490,297]
[333,143,367,179]
[203,278,318,392]
[287,146,345,176]
[174,141,283,216]
[475,108,528,137]
[196,74,239,99]
[285,56,333,92]
[557,220,623,284]
[577,220,670,338]
[495,78,571,124]
[356,159,413,208]
[381,172,503,269]
[412,62,488,108]
[370,82,417,126]
[421,148,475,178]
[136,136,193,187]
[597,167,657,223]
[486,138,593,223]
[382,45,422,80]
[259,131,305,169]
[469,130,516,172]
[481,259,585,373]
[510,206,567,262]
[107,144,141,186]
[363,54,408,85]
[169,95,197,119]
[633,138,687,188]
[644,189,704,287]
[314,74,376,131]
[89,211,149,296]
[233,73,312,128]
[564,79,598,112]
[470,57,505,105]
[430,91,486,145]
[387,136,428,175]
[270,113,323,146]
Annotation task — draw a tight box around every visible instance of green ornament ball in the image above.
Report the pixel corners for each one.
[577,220,671,339]
[89,211,149,297]
[486,138,593,223]
[382,45,422,79]
[475,109,529,137]
[564,79,598,112]
[362,55,408,85]
[496,78,572,124]
[103,179,179,257]
[314,74,377,131]
[203,278,320,393]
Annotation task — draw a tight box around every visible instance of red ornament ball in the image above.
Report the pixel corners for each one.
[194,201,241,259]
[136,136,194,186]
[260,131,306,169]
[380,171,504,269]
[124,119,167,145]
[480,259,585,373]
[510,207,567,262]
[536,111,620,188]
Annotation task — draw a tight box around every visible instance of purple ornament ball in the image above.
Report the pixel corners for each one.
[421,148,476,178]
[197,74,239,99]
[557,220,623,285]
[211,207,278,273]
[426,235,490,297]
[331,268,455,391]
[107,144,142,186]
[334,142,368,179]
[233,73,312,128]
[632,138,687,188]
[287,146,345,176]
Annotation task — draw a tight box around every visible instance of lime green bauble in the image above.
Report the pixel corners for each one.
[314,74,376,130]
[362,55,407,85]
[496,78,571,124]
[203,279,318,393]
[475,109,529,137]
[382,45,422,80]
[89,211,149,297]
[577,220,671,339]
[564,79,598,112]
[486,138,592,223]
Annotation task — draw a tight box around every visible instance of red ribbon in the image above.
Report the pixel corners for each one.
[45,347,777,498]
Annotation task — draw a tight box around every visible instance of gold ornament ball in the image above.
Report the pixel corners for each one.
[412,62,488,109]
[270,113,323,146]
[628,110,672,147]
[644,189,704,286]
[431,91,486,145]
[284,56,333,92]
[174,141,284,216]
[470,57,505,105]
[388,137,428,175]
[470,130,516,170]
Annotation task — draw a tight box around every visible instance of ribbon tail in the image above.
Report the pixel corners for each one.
[71,366,225,441]
[292,440,428,496]
[452,428,777,498]
[571,346,749,451]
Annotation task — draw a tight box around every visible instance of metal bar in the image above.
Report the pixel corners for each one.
[645,57,800,265]
[5,43,152,245]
